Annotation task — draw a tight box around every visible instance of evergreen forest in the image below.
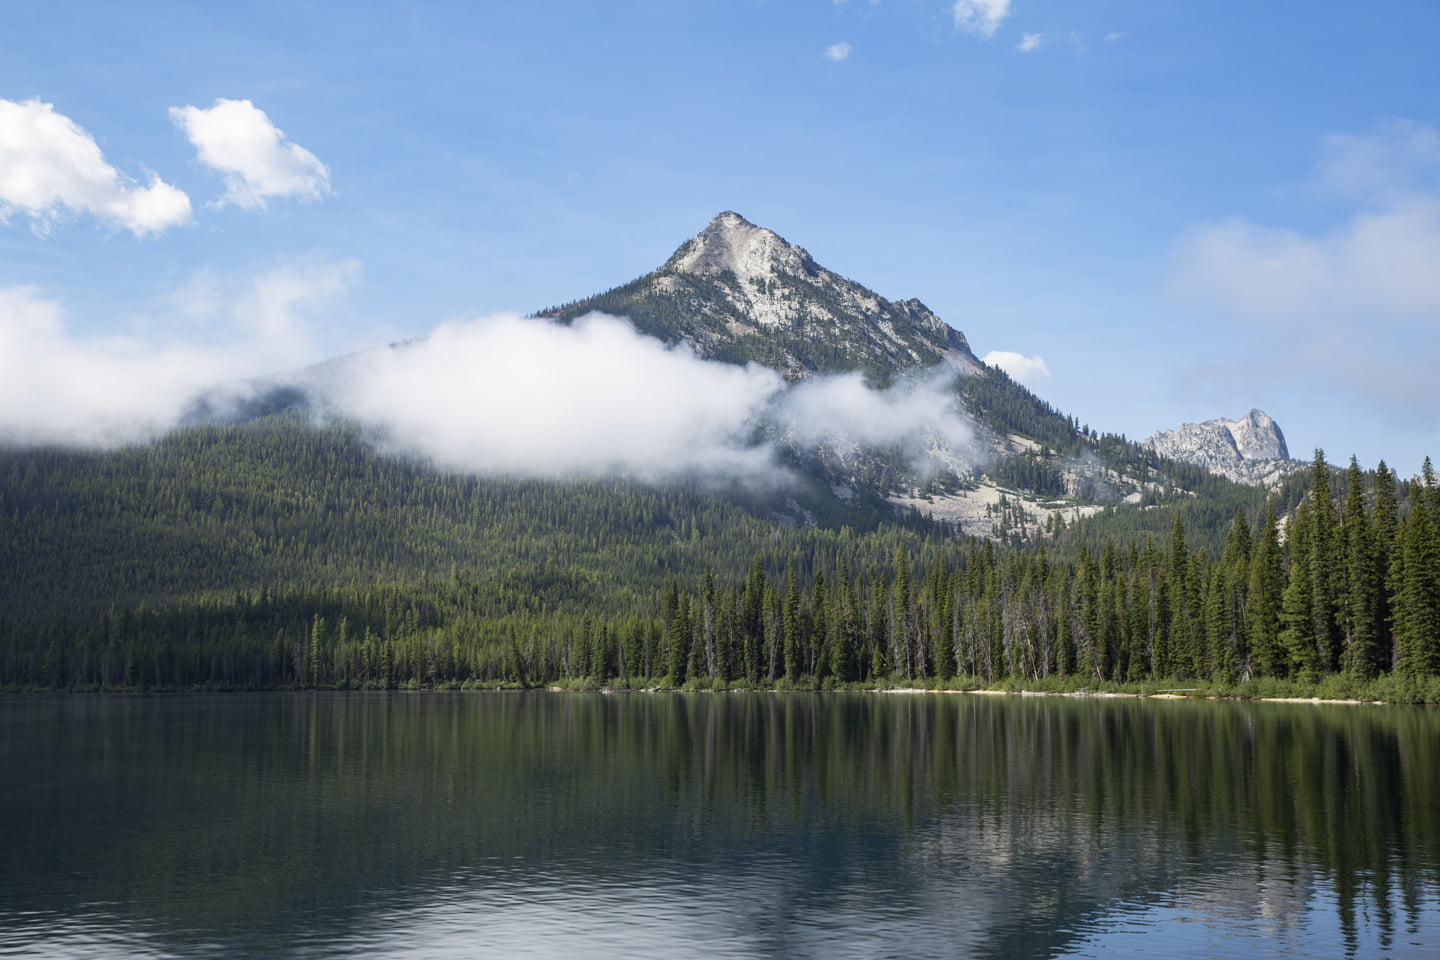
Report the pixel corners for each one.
[3,418,1438,700]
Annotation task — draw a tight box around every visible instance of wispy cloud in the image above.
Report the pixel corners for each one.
[1317,119,1440,200]
[0,297,982,489]
[982,350,1050,389]
[0,258,359,447]
[0,98,191,238]
[328,313,783,483]
[952,0,1011,39]
[1017,32,1086,54]
[825,41,853,61]
[1175,123,1440,321]
[1177,202,1440,319]
[327,313,978,486]
[1172,121,1440,414]
[170,99,330,210]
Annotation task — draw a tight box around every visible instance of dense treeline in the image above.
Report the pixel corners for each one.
[554,451,1438,692]
[0,418,943,626]
[4,434,1436,695]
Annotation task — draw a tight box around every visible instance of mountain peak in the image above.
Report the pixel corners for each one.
[665,211,817,282]
[1230,409,1288,460]
[544,211,980,380]
[1146,408,1296,485]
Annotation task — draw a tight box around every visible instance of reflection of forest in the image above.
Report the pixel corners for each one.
[1,694,1436,958]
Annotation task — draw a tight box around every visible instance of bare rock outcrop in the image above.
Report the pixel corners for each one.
[1146,409,1301,486]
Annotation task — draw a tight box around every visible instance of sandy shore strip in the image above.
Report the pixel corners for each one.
[872,687,1389,705]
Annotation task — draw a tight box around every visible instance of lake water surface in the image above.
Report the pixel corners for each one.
[2,692,1438,959]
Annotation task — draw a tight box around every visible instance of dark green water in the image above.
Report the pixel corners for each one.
[2,692,1437,959]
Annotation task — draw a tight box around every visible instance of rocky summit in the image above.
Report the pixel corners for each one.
[1145,409,1301,486]
[540,211,981,382]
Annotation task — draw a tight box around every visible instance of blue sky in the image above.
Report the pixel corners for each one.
[1,0,1437,474]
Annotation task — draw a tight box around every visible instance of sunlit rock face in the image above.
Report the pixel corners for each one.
[542,210,982,382]
[1146,409,1301,485]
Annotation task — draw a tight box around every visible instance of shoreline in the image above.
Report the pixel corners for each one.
[1,684,1417,706]
[875,687,1386,705]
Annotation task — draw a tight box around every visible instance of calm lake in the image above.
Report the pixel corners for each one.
[2,692,1438,959]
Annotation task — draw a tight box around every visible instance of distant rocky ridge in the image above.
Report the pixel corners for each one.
[1146,410,1303,486]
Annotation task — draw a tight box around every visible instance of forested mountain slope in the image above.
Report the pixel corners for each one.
[0,418,949,627]
[2,414,1437,698]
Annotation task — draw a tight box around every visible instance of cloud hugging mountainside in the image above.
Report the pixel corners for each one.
[266,212,991,487]
[0,212,988,492]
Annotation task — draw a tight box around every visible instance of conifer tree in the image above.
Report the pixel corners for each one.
[1372,460,1399,666]
[1136,538,1161,678]
[308,614,326,688]
[741,556,766,682]
[1246,502,1284,679]
[716,587,738,683]
[700,567,717,680]
[1340,458,1380,677]
[782,563,801,683]
[832,558,859,683]
[666,594,690,684]
[763,582,780,681]
[890,545,911,678]
[929,556,953,680]
[575,615,594,679]
[1280,499,1316,678]
[811,570,829,680]
[1165,515,1198,677]
[1393,459,1440,674]
[866,574,888,680]
[1074,547,1101,679]
[1306,450,1341,673]
[1210,509,1251,682]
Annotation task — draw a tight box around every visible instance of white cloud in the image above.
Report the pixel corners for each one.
[0,288,982,486]
[320,314,979,486]
[1103,32,1126,43]
[0,259,359,448]
[1317,119,1440,200]
[1172,121,1440,418]
[0,98,191,237]
[982,350,1050,388]
[1027,32,1086,54]
[1174,122,1440,322]
[170,98,330,209]
[327,313,783,482]
[953,0,1011,39]
[773,367,976,474]
[1177,201,1440,319]
[825,41,853,61]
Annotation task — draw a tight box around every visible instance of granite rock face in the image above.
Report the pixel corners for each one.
[1145,410,1301,485]
[541,211,982,381]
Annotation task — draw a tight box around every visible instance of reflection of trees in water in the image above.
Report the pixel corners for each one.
[893,697,1438,957]
[0,694,1436,957]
